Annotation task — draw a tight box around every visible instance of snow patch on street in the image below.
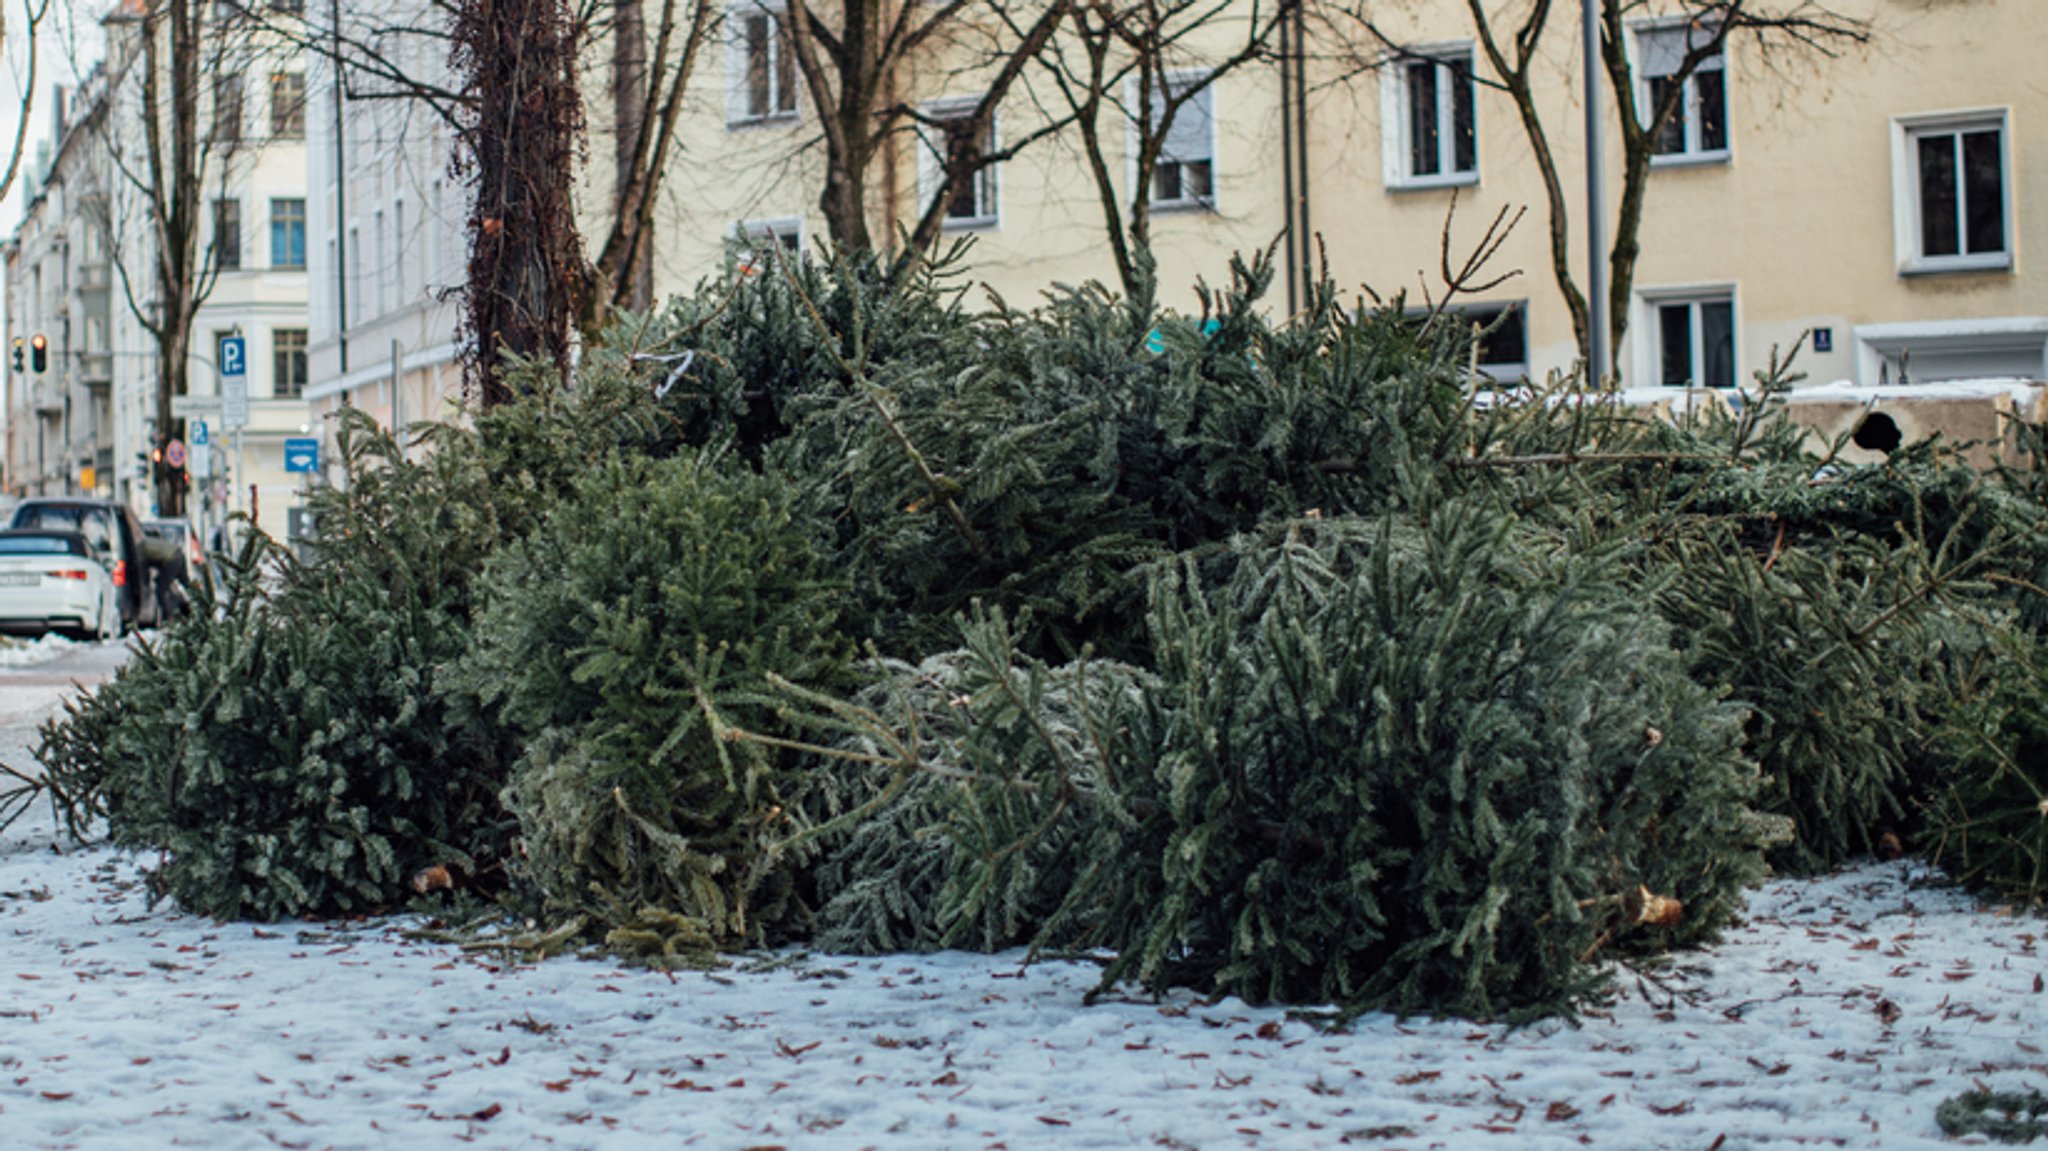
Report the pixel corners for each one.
[0,635,79,670]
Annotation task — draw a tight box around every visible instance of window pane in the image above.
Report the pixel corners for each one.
[214,199,241,271]
[941,119,982,219]
[1158,82,1213,166]
[1474,304,1526,369]
[774,17,797,114]
[1152,161,1182,203]
[1962,129,2005,255]
[1918,133,1959,257]
[1701,301,1735,388]
[271,198,306,268]
[215,73,243,141]
[273,329,308,399]
[270,72,305,138]
[1659,303,1692,386]
[1408,61,1440,176]
[1649,75,1685,156]
[745,15,771,118]
[1696,70,1726,152]
[1182,159,1213,202]
[1450,58,1476,174]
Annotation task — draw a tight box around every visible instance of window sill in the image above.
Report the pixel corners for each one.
[726,112,800,131]
[1387,172,1479,193]
[1149,197,1216,215]
[1900,253,2013,277]
[941,216,1001,233]
[1650,150,1730,169]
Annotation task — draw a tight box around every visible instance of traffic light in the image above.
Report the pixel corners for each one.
[10,337,20,372]
[30,334,47,373]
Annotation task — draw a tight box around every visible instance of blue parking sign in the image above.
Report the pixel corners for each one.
[219,335,246,377]
[284,437,320,473]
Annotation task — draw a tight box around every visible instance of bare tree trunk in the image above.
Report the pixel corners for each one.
[613,0,653,311]
[1462,0,1589,367]
[586,0,717,338]
[0,0,54,209]
[1042,6,1134,295]
[128,0,213,518]
[784,0,883,253]
[1033,0,1295,301]
[454,0,585,404]
[897,0,1073,259]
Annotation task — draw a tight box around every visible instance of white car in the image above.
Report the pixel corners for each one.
[0,529,123,641]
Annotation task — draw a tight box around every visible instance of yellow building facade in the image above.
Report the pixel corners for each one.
[631,0,2041,396]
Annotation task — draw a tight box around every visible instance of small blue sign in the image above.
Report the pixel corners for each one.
[219,335,247,377]
[192,420,209,446]
[284,437,320,473]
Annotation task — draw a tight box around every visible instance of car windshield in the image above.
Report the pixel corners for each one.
[15,507,115,555]
[0,534,83,555]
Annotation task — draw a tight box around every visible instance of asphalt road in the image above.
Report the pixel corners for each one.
[0,637,130,767]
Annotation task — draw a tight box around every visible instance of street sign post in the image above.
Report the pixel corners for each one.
[219,335,249,430]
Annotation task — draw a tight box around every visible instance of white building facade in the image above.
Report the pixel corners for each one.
[4,0,321,538]
[4,72,119,504]
[303,0,469,458]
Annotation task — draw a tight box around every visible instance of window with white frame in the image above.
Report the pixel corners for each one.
[1894,111,2009,273]
[273,329,308,399]
[919,100,999,228]
[213,198,242,271]
[1637,23,1727,163]
[1455,301,1526,382]
[270,71,305,138]
[1404,300,1526,383]
[271,198,307,269]
[1384,47,1476,187]
[213,72,245,143]
[727,5,798,126]
[1650,293,1736,388]
[730,217,802,274]
[1140,74,1215,209]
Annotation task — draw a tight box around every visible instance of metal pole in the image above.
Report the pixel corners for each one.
[1293,0,1310,308]
[332,0,350,373]
[1583,0,1610,385]
[1279,12,1297,316]
[234,427,245,540]
[390,339,403,445]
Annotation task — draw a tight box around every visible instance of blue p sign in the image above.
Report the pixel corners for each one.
[219,335,246,377]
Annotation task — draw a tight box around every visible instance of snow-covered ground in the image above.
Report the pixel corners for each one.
[2,688,2043,1149]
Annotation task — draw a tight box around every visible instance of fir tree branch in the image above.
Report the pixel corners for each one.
[1987,573,2048,602]
[776,259,988,561]
[1313,451,1708,474]
[1446,451,1707,470]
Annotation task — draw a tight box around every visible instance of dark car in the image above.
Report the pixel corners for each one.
[7,498,163,633]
